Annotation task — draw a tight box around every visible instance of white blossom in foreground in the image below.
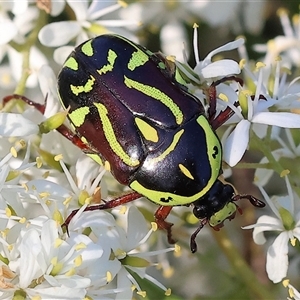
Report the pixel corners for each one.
[244,176,300,283]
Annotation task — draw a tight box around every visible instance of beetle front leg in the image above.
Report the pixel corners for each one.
[154,206,176,244]
[190,219,208,253]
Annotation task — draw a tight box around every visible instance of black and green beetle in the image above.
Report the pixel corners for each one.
[5,34,264,252]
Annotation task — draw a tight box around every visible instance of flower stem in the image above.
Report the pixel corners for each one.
[211,228,274,300]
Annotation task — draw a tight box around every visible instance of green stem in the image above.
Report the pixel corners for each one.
[234,162,272,170]
[251,132,285,175]
[211,229,274,300]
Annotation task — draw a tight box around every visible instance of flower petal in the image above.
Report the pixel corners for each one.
[0,20,17,45]
[0,113,39,136]
[197,59,241,79]
[266,233,289,283]
[126,206,149,251]
[39,21,81,47]
[252,112,300,128]
[251,215,283,244]
[203,38,245,63]
[67,0,88,21]
[223,119,250,167]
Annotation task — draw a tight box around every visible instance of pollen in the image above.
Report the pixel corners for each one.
[75,242,87,251]
[163,267,174,278]
[137,291,146,298]
[280,169,290,177]
[239,59,246,69]
[174,244,182,257]
[5,207,11,217]
[65,268,76,276]
[54,238,63,248]
[36,157,43,168]
[54,154,63,161]
[219,93,228,102]
[19,217,26,224]
[106,271,113,282]
[151,222,158,231]
[74,255,82,266]
[165,288,172,296]
[119,205,127,214]
[255,61,266,70]
[10,147,17,158]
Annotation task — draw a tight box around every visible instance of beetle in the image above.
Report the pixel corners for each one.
[4,34,265,253]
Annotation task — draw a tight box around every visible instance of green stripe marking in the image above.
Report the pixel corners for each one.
[81,39,93,56]
[124,76,183,125]
[149,129,184,164]
[128,51,149,71]
[70,75,95,96]
[93,102,139,167]
[98,49,117,75]
[64,57,78,71]
[69,107,90,127]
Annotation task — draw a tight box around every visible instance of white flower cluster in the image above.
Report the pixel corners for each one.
[0,1,300,299]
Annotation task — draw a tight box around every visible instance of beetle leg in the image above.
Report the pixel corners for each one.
[154,206,176,244]
[207,76,244,129]
[3,94,47,114]
[190,218,208,253]
[63,191,142,230]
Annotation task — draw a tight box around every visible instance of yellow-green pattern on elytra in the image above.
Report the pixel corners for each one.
[93,102,140,167]
[128,50,149,71]
[179,163,194,180]
[64,57,78,71]
[197,115,222,185]
[98,49,117,75]
[69,107,90,127]
[81,39,94,56]
[124,76,183,125]
[70,75,95,96]
[147,129,184,164]
[135,117,159,143]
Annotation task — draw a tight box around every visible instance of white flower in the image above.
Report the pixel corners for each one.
[253,9,300,68]
[0,6,48,88]
[0,112,38,137]
[190,0,266,35]
[244,176,300,283]
[121,1,266,61]
[192,25,242,82]
[0,219,98,299]
[69,206,173,299]
[39,0,136,64]
[222,63,300,167]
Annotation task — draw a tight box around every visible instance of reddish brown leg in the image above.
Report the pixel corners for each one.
[207,76,243,130]
[3,94,47,114]
[154,206,176,244]
[63,191,142,229]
